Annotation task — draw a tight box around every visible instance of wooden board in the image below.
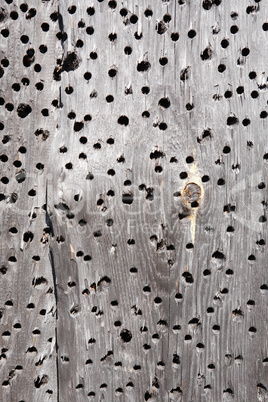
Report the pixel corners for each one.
[0,0,267,401]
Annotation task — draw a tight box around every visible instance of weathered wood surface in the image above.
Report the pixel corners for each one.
[0,0,268,401]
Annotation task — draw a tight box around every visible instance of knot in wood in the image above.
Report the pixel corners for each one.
[183,183,201,204]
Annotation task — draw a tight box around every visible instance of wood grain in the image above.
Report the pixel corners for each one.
[0,0,267,401]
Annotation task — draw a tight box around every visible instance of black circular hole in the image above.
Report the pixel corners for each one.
[20,3,28,12]
[74,121,84,132]
[159,57,168,66]
[207,307,214,314]
[6,103,14,112]
[84,72,92,81]
[108,0,117,8]
[10,11,18,20]
[41,23,49,32]
[106,95,114,103]
[80,136,87,144]
[251,90,259,99]
[134,31,143,40]
[186,156,194,163]
[1,177,9,184]
[12,83,20,92]
[41,108,49,117]
[0,154,8,162]
[221,38,229,48]
[87,7,95,15]
[143,286,151,294]
[217,178,225,185]
[76,39,84,48]
[84,114,92,122]
[180,171,188,179]
[142,110,150,118]
[223,145,231,154]
[120,329,132,342]
[90,51,97,60]
[35,82,44,91]
[230,25,239,34]
[163,14,171,23]
[236,86,244,94]
[34,64,41,73]
[259,215,267,223]
[129,267,137,273]
[241,47,250,56]
[224,90,232,98]
[78,20,85,28]
[186,103,194,111]
[50,11,59,21]
[249,71,256,79]
[154,297,162,305]
[86,26,94,35]
[186,243,194,249]
[19,146,27,154]
[120,8,128,17]
[144,9,153,17]
[27,48,35,57]
[158,97,170,108]
[171,32,179,41]
[188,29,196,38]
[242,118,250,126]
[68,111,76,119]
[258,182,266,190]
[108,68,117,78]
[39,44,47,53]
[141,86,150,94]
[124,46,132,55]
[159,122,167,130]
[20,35,29,44]
[202,175,210,182]
[218,64,226,73]
[118,115,129,126]
[68,5,76,14]
[65,86,73,95]
[202,0,212,10]
[1,29,9,38]
[130,14,138,24]
[155,166,163,173]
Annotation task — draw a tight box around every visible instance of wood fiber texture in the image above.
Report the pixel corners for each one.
[0,0,267,401]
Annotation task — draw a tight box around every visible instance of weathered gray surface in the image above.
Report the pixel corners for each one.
[0,0,267,401]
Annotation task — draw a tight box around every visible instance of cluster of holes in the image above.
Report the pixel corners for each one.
[0,0,267,399]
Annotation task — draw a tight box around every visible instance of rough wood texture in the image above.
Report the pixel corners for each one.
[0,0,267,401]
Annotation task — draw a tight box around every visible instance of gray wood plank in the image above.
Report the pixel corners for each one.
[0,0,267,401]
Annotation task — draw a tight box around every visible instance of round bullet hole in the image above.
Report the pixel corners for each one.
[144,8,153,17]
[124,46,132,55]
[120,329,132,342]
[230,25,239,34]
[188,29,196,38]
[118,115,129,126]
